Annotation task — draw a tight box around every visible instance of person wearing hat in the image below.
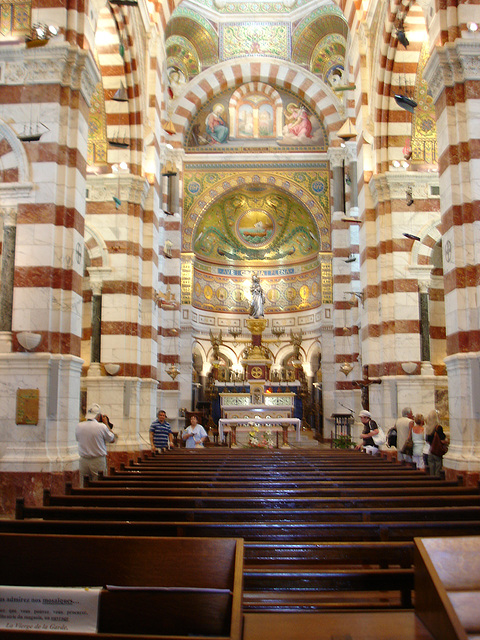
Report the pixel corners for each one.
[355,409,380,455]
[76,404,116,484]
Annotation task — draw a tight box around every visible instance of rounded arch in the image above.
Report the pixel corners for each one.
[170,58,345,145]
[84,224,111,269]
[0,121,30,184]
[411,221,442,268]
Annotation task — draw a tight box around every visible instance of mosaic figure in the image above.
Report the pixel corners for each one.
[284,103,313,139]
[205,104,229,144]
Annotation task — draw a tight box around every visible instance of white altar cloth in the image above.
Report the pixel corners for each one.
[218,418,301,443]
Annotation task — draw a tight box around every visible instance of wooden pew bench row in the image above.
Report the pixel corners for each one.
[2,515,480,542]
[0,534,243,640]
[16,499,480,524]
[45,489,480,510]
[76,481,473,496]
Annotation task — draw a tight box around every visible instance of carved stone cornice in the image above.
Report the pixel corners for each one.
[0,44,100,105]
[368,171,440,207]
[424,41,480,104]
[87,174,150,206]
[0,182,34,203]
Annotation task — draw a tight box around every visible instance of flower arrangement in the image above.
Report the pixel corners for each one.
[248,424,275,448]
[332,433,355,449]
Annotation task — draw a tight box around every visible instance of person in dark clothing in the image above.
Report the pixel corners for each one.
[425,409,448,476]
[355,409,380,455]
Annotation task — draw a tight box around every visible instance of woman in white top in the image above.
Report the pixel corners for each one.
[412,414,426,470]
[183,416,208,449]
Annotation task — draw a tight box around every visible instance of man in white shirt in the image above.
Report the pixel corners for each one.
[395,406,414,462]
[76,403,116,484]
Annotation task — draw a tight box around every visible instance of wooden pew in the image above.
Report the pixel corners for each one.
[3,510,480,542]
[16,499,480,524]
[44,489,480,510]
[0,533,243,640]
[414,536,480,640]
[243,566,414,608]
[3,448,480,621]
[242,611,436,640]
[244,540,414,567]
[66,483,478,499]
[90,476,464,490]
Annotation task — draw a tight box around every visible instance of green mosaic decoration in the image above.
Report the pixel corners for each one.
[170,6,218,40]
[183,162,330,254]
[0,0,30,37]
[292,8,347,64]
[411,39,437,165]
[311,34,345,79]
[87,82,108,167]
[193,187,320,263]
[166,36,201,77]
[221,22,290,60]
[189,0,312,14]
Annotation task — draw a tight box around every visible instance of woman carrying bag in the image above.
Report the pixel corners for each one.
[425,409,449,476]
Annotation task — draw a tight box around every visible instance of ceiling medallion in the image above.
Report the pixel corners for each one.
[236,209,275,248]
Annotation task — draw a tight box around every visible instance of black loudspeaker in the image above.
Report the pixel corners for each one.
[394,94,417,113]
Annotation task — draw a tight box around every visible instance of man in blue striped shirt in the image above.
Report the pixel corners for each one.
[149,410,173,452]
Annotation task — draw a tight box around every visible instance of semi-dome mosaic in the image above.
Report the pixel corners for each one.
[192,186,320,265]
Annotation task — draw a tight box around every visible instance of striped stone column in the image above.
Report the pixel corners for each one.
[329,146,360,415]
[0,44,99,487]
[424,41,480,480]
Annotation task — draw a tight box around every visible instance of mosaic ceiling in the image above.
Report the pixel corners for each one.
[166,1,347,81]
[192,186,320,265]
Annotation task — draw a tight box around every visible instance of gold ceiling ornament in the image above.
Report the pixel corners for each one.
[165,362,180,380]
[340,362,353,376]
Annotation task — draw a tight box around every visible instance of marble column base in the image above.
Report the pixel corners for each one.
[0,469,79,517]
[0,353,83,473]
[444,467,480,487]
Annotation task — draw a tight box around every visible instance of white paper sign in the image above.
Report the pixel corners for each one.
[0,586,101,633]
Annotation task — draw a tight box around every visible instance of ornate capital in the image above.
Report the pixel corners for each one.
[0,206,17,227]
[327,147,346,168]
[87,267,112,295]
[345,141,357,164]
[424,41,480,104]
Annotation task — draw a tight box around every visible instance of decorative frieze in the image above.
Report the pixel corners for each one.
[368,171,440,207]
[424,41,480,104]
[87,174,150,206]
[0,44,100,105]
